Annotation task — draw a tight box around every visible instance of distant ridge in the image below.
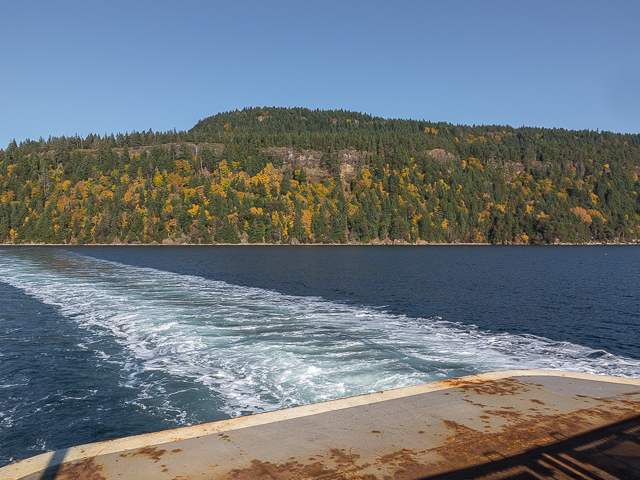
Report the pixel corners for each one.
[1,107,639,245]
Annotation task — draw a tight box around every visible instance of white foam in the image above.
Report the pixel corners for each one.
[1,249,640,423]
[0,411,14,428]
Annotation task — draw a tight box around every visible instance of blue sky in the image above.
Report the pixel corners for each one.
[1,0,639,145]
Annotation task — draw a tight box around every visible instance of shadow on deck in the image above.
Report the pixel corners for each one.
[428,414,640,479]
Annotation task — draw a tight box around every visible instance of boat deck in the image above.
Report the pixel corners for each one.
[2,370,640,480]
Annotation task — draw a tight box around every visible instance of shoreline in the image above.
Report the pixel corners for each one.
[1,241,639,247]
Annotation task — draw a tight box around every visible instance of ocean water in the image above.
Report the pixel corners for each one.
[0,245,639,466]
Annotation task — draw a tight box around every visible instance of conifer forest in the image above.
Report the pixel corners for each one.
[1,107,639,245]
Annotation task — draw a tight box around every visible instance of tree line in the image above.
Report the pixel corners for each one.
[1,107,639,244]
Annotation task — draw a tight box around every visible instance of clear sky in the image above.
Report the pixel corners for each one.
[1,0,639,145]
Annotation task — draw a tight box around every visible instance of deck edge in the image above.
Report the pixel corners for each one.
[2,369,639,479]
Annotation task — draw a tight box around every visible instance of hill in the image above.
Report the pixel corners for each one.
[1,107,639,245]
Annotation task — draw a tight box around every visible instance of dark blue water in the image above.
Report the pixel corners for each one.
[1,245,639,467]
[68,245,640,357]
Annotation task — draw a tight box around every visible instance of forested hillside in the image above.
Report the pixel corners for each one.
[1,107,639,245]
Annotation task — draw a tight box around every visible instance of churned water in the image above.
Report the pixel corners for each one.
[1,245,639,466]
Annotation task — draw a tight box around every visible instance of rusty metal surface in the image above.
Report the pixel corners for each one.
[2,369,640,480]
[426,413,640,479]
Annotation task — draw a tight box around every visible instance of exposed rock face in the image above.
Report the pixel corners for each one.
[336,150,362,184]
[130,142,363,187]
[266,147,362,185]
[427,148,455,162]
[267,147,324,169]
